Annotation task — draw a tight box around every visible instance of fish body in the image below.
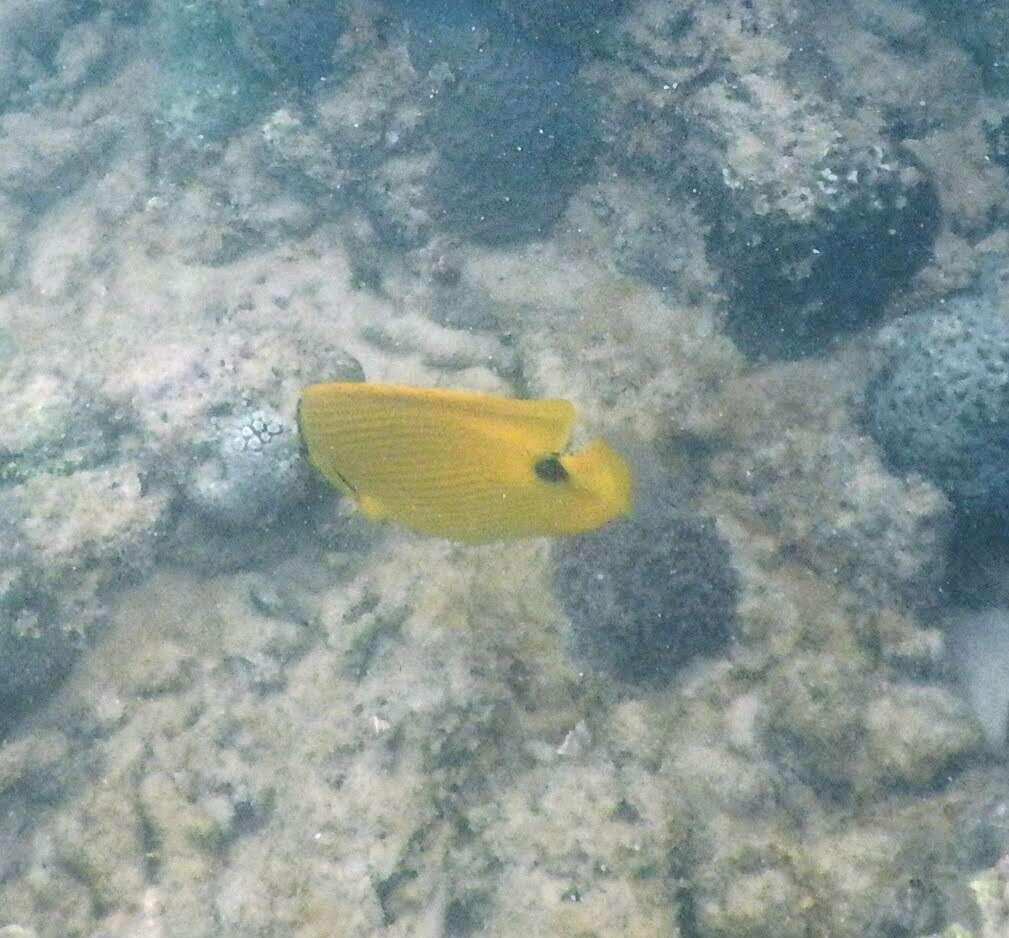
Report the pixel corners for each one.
[297,382,632,542]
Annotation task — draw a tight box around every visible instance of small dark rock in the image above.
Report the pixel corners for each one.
[443,890,491,936]
[0,570,82,722]
[867,877,946,938]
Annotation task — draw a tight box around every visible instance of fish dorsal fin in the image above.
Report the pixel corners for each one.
[300,382,574,454]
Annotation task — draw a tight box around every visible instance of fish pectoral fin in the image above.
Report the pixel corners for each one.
[357,493,388,521]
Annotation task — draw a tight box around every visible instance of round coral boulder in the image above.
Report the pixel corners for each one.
[397,1,599,244]
[552,502,738,683]
[867,281,1009,517]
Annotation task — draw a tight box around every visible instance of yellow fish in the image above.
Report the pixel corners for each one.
[297,382,632,543]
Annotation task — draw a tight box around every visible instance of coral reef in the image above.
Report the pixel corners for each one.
[582,178,715,302]
[984,114,1009,172]
[710,358,953,610]
[914,0,1009,94]
[0,463,167,721]
[148,0,267,147]
[258,0,600,249]
[148,328,364,570]
[866,877,948,938]
[761,650,983,797]
[552,499,738,683]
[0,368,168,718]
[257,40,431,247]
[0,0,87,108]
[592,0,941,359]
[0,452,170,720]
[0,563,79,717]
[706,141,939,360]
[0,372,124,486]
[867,271,1009,518]
[1,1,1008,937]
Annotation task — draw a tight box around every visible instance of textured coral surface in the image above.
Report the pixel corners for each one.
[1,2,1008,938]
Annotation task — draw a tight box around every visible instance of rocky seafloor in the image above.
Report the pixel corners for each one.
[2,0,1009,936]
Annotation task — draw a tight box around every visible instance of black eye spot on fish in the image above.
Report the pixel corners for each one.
[534,456,569,483]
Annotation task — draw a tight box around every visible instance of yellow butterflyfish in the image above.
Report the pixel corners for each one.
[297,382,632,543]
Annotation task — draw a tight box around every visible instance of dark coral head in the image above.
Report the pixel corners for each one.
[552,501,738,684]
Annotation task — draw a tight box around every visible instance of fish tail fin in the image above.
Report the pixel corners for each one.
[565,439,633,519]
